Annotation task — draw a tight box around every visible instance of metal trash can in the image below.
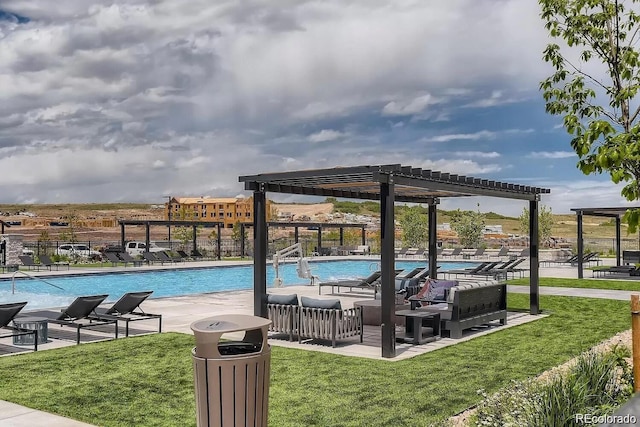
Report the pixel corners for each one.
[191,314,272,427]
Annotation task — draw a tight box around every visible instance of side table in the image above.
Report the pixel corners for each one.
[395,310,440,344]
[13,316,48,346]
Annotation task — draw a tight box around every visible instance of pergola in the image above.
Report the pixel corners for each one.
[570,206,639,278]
[118,219,224,259]
[239,164,550,358]
[239,221,367,255]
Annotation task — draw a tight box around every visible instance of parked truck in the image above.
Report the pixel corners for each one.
[125,241,165,257]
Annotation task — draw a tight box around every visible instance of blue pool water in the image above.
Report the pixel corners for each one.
[0,260,476,310]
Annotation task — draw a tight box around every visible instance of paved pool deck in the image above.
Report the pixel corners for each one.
[0,256,634,426]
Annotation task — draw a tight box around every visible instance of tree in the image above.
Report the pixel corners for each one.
[398,206,428,247]
[37,229,51,255]
[450,208,486,248]
[519,205,555,247]
[540,0,640,231]
[172,206,200,250]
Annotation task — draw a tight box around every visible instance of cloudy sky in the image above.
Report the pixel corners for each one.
[0,0,634,216]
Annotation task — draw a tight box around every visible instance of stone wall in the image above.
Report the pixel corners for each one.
[1,234,24,265]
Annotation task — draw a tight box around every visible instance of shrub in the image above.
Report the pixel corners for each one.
[474,346,633,427]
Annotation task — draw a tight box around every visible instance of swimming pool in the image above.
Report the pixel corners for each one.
[0,260,476,310]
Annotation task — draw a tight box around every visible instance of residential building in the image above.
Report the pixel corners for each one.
[165,196,271,228]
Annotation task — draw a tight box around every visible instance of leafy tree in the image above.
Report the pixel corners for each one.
[519,205,555,247]
[37,230,51,255]
[450,208,486,248]
[59,210,79,243]
[398,206,428,247]
[540,0,640,231]
[172,206,199,249]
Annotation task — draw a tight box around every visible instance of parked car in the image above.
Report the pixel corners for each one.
[125,241,165,257]
[22,248,34,256]
[56,244,102,259]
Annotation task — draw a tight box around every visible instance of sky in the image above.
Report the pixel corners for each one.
[0,0,635,216]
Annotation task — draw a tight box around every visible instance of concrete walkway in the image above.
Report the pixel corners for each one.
[0,257,634,426]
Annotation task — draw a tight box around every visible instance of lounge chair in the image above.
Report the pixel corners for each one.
[155,251,181,263]
[592,265,639,278]
[491,247,510,258]
[396,248,410,258]
[93,291,162,337]
[444,262,500,279]
[177,250,191,261]
[38,255,69,270]
[118,252,144,267]
[19,255,42,271]
[442,248,462,258]
[318,270,382,295]
[191,248,205,260]
[470,248,486,258]
[23,295,118,344]
[0,302,38,351]
[104,252,123,266]
[142,252,161,265]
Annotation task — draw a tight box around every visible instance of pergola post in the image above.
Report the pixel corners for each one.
[616,216,622,266]
[577,212,584,279]
[339,228,344,246]
[253,187,267,318]
[294,227,299,244]
[529,200,540,315]
[428,199,439,279]
[361,226,366,246]
[317,227,322,254]
[217,223,222,260]
[380,176,396,358]
[120,222,125,250]
[145,222,150,251]
[240,223,246,258]
[192,225,197,254]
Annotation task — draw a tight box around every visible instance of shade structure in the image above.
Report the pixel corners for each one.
[240,164,551,358]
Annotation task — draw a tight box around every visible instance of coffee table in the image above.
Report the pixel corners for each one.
[395,310,440,344]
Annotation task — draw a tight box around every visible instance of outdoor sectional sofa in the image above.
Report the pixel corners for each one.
[266,294,363,347]
[414,280,507,339]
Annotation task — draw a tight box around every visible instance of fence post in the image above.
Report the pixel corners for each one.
[632,294,640,392]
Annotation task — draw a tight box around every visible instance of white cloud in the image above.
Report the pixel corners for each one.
[452,151,501,158]
[529,151,576,159]
[308,129,346,143]
[381,94,438,116]
[423,130,497,143]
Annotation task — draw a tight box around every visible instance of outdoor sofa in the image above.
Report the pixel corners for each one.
[266,294,363,347]
[412,280,507,339]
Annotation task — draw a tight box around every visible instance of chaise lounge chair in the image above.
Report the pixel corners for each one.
[104,252,123,266]
[93,291,162,337]
[38,255,69,270]
[118,252,144,267]
[22,295,118,344]
[0,302,38,351]
[318,270,383,295]
[19,255,42,271]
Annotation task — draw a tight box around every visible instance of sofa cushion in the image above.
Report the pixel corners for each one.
[426,280,458,301]
[300,296,342,310]
[267,293,299,306]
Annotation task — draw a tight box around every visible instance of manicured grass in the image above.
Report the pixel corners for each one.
[0,294,630,426]
[509,276,640,291]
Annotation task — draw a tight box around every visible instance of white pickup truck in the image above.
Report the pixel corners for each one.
[125,241,165,257]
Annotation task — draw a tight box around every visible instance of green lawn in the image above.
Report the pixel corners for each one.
[0,294,630,427]
[509,277,640,291]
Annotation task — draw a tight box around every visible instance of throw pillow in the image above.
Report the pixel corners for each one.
[300,296,342,310]
[267,294,299,306]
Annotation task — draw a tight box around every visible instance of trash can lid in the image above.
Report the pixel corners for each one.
[190,314,271,334]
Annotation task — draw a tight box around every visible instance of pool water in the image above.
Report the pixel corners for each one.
[0,260,476,310]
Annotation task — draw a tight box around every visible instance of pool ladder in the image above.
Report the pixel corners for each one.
[11,270,64,294]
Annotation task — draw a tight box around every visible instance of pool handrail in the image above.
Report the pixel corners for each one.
[11,270,65,294]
